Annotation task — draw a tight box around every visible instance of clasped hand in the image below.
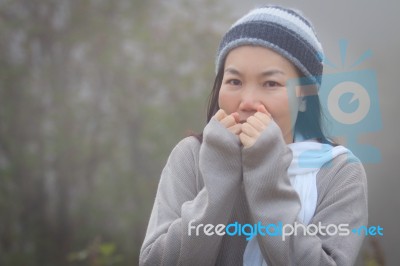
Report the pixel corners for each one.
[214,105,272,148]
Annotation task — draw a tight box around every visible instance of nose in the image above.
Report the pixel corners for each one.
[239,87,260,114]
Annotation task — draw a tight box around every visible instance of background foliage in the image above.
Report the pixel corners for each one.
[0,0,229,265]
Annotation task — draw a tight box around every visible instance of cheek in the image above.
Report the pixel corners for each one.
[259,91,290,116]
[218,88,237,112]
[262,91,296,126]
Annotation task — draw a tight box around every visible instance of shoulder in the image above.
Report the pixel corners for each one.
[316,145,367,199]
[165,136,201,168]
[171,136,201,157]
[158,136,201,193]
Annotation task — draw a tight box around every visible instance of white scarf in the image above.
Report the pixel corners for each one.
[243,141,351,266]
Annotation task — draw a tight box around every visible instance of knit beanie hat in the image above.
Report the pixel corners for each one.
[216,5,324,85]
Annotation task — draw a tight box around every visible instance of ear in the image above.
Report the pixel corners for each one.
[298,97,307,112]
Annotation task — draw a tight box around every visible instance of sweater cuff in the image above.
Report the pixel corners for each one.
[203,117,242,149]
[200,118,242,189]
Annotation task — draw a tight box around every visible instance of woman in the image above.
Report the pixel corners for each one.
[140,5,367,266]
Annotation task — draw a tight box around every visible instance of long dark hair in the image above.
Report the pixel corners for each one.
[193,62,334,145]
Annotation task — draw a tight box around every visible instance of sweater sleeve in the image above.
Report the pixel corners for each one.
[242,120,368,266]
[139,118,242,266]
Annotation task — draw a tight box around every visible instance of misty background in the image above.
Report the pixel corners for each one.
[0,0,398,265]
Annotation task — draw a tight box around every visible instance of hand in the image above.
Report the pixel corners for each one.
[239,105,272,148]
[214,109,242,135]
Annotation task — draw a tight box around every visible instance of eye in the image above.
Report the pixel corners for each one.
[263,81,282,87]
[226,79,242,86]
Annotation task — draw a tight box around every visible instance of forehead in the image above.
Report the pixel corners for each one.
[224,45,298,74]
[224,45,301,77]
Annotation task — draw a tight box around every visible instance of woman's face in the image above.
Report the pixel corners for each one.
[218,45,302,144]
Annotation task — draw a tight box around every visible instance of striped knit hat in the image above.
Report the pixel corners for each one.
[216,5,324,85]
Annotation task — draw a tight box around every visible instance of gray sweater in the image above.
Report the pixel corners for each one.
[140,118,368,266]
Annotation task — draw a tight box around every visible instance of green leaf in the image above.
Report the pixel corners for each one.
[99,243,116,257]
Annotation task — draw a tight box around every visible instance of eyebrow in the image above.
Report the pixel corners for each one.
[224,67,285,77]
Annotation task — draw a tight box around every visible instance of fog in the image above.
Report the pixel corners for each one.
[0,0,398,265]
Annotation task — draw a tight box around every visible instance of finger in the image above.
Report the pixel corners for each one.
[241,122,260,138]
[254,111,271,126]
[246,116,266,132]
[220,114,237,128]
[227,123,242,135]
[231,112,240,123]
[214,109,227,121]
[239,132,255,148]
[257,104,271,117]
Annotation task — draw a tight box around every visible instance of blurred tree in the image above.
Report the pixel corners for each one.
[0,0,232,265]
[363,238,385,266]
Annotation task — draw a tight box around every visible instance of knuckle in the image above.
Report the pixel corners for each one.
[226,116,235,125]
[247,116,256,124]
[242,123,251,132]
